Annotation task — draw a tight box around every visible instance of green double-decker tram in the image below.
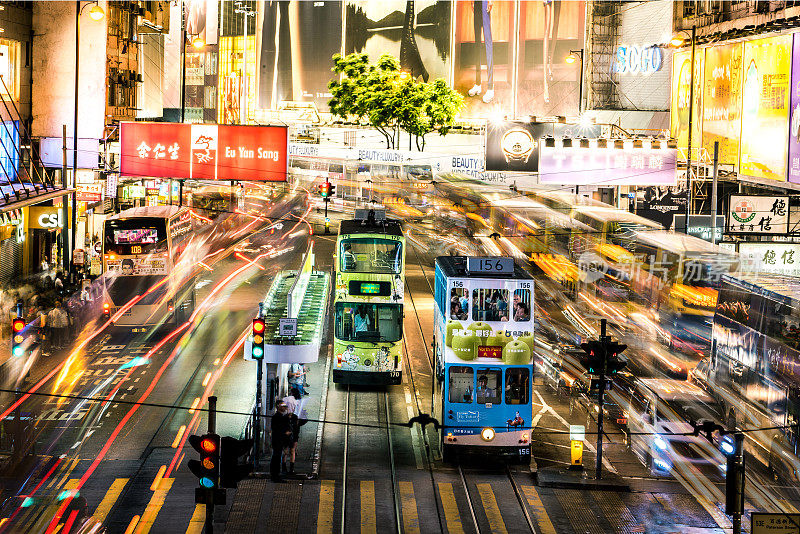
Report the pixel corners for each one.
[333,210,406,385]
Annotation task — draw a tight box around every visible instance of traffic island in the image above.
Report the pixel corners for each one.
[535,465,631,492]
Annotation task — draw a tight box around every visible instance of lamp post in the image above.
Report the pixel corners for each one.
[565,49,584,113]
[71,0,104,273]
[234,1,255,125]
[671,26,696,231]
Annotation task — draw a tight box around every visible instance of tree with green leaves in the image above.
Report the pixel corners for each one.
[328,53,463,151]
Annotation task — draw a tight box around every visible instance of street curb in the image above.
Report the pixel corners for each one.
[536,467,631,492]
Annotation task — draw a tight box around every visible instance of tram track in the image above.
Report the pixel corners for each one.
[339,385,402,534]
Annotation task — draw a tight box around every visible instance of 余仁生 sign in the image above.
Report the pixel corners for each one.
[727,195,789,234]
[120,122,288,182]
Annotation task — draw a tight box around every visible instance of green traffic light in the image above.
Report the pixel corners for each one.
[13,346,24,357]
[253,346,263,358]
[200,477,215,488]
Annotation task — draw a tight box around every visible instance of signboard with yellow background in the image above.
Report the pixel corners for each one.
[702,42,743,167]
[739,34,792,181]
[670,49,704,153]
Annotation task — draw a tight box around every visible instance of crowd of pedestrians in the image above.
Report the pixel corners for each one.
[0,269,101,355]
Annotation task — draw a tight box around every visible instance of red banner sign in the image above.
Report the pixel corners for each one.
[120,122,288,182]
[477,346,503,359]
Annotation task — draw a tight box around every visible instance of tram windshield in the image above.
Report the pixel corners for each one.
[335,302,402,342]
[476,368,502,404]
[340,238,402,274]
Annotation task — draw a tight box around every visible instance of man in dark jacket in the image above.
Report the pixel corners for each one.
[270,401,293,482]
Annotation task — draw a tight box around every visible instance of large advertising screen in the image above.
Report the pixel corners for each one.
[120,122,288,182]
[515,0,584,118]
[344,1,451,84]
[739,35,791,181]
[702,42,742,167]
[258,1,343,111]
[670,49,703,153]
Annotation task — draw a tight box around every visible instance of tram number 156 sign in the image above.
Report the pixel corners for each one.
[466,257,514,275]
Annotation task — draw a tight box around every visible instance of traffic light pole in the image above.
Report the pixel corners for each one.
[596,319,607,480]
[254,303,264,472]
[731,432,745,534]
[207,396,217,534]
[324,197,330,234]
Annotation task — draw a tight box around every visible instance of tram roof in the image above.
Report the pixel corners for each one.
[107,205,186,221]
[722,272,800,301]
[339,218,403,237]
[435,256,533,280]
[630,229,736,256]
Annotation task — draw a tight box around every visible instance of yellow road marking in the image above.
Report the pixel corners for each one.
[521,485,557,534]
[124,515,140,534]
[360,480,376,534]
[172,426,187,448]
[185,504,205,534]
[133,478,174,534]
[93,478,129,524]
[317,480,335,534]
[398,481,419,534]
[437,482,464,534]
[150,465,167,491]
[476,483,508,534]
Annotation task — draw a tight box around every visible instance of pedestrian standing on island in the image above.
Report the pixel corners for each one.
[282,387,307,475]
[288,363,307,396]
[47,301,69,350]
[270,401,292,482]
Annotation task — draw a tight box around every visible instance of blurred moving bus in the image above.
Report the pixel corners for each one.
[707,274,800,483]
[332,209,406,385]
[102,206,197,329]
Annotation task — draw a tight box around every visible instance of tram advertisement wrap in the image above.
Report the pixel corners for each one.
[106,256,168,276]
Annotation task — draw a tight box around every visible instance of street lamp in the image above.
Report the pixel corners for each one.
[69,0,104,273]
[671,26,697,228]
[565,49,584,113]
[191,36,205,49]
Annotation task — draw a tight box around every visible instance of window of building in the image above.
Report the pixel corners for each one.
[0,39,21,101]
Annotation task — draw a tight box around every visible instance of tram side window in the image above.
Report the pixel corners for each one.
[476,368,502,404]
[512,289,531,322]
[450,288,468,320]
[472,288,510,322]
[449,366,474,403]
[505,368,529,405]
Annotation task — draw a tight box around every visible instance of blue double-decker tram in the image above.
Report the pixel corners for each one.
[433,256,535,463]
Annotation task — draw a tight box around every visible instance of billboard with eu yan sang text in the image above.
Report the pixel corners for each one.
[120,122,288,182]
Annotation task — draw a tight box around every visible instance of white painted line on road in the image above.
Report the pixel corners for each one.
[311,343,333,477]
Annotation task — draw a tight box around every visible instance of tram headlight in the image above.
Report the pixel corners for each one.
[481,427,495,442]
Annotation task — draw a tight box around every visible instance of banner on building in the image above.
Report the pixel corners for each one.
[635,185,687,229]
[702,42,742,167]
[788,34,800,184]
[120,122,288,181]
[727,195,789,234]
[538,140,677,186]
[739,242,800,277]
[739,35,792,181]
[670,49,703,152]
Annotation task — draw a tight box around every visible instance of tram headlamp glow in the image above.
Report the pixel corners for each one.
[481,427,495,442]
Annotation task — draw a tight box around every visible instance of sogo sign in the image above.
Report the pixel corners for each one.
[120,122,288,182]
[614,45,663,75]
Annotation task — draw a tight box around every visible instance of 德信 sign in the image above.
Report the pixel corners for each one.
[120,122,288,182]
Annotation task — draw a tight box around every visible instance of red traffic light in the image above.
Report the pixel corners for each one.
[200,437,217,453]
[252,318,265,335]
[11,318,25,333]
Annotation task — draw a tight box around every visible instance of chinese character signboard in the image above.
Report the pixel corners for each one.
[538,140,677,186]
[727,195,789,234]
[751,512,800,534]
[740,243,800,277]
[120,122,288,182]
[702,42,743,167]
[739,35,792,182]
